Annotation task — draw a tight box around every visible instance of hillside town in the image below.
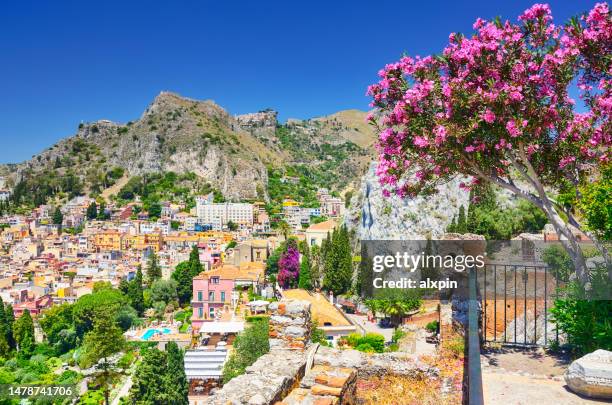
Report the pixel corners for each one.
[1,1,611,404]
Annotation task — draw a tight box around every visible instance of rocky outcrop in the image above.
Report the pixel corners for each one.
[346,163,470,240]
[565,349,612,399]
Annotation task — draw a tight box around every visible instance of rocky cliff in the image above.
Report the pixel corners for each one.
[345,163,470,240]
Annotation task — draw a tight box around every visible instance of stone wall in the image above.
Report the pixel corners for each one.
[269,300,312,350]
[206,300,312,404]
[208,349,309,405]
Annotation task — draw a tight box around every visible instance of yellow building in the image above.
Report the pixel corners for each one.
[282,199,300,207]
[93,230,123,251]
[122,232,163,252]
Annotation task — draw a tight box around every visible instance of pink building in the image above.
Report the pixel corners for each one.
[191,262,265,332]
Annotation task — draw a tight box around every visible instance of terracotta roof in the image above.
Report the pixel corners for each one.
[195,262,264,282]
[306,220,337,232]
[282,289,352,327]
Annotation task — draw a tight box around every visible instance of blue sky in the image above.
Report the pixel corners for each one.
[0,0,598,163]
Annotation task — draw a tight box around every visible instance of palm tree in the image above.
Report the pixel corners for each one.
[278,220,291,241]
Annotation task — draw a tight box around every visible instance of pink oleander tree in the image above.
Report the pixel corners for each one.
[367,3,611,283]
[277,244,300,289]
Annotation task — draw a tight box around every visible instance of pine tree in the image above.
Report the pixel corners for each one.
[13,309,35,356]
[86,202,98,220]
[82,307,125,405]
[165,342,188,404]
[146,252,162,283]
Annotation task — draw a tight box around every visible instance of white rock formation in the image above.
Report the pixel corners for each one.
[565,349,612,399]
[345,163,470,240]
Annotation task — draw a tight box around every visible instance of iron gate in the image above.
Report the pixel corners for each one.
[479,264,561,347]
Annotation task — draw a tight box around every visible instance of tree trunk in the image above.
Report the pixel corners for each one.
[539,204,590,285]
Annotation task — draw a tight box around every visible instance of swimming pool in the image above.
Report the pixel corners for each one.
[141,327,172,341]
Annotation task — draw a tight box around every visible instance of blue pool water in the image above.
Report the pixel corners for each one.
[141,328,172,341]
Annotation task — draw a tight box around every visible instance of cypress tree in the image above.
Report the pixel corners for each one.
[86,202,98,220]
[128,266,145,315]
[457,206,467,233]
[298,242,312,290]
[165,342,188,404]
[5,303,15,349]
[322,226,353,295]
[188,245,202,278]
[447,216,457,233]
[0,299,10,357]
[146,252,162,283]
[13,309,35,356]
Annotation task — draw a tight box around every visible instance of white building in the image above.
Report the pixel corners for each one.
[196,197,253,229]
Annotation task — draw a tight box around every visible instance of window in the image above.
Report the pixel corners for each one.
[209,307,215,318]
[211,277,219,284]
[198,307,203,318]
[221,291,225,302]
[197,291,202,301]
[209,291,215,301]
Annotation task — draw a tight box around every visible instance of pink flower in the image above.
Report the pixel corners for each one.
[559,156,576,168]
[481,109,496,123]
[434,125,448,145]
[519,3,552,23]
[506,121,522,137]
[413,136,430,148]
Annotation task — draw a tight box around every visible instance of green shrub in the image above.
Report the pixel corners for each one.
[222,320,269,383]
[310,321,330,347]
[425,320,439,334]
[345,333,385,353]
[550,263,612,356]
[245,315,269,323]
[345,333,362,348]
[355,343,375,353]
[360,333,385,353]
[392,328,406,343]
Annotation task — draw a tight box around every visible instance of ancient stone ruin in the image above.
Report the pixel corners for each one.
[206,298,438,405]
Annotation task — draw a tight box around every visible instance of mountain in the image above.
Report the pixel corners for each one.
[1,92,376,205]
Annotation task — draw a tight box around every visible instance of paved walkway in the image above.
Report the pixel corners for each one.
[483,372,605,405]
[111,375,132,405]
[346,314,394,341]
[481,348,606,405]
